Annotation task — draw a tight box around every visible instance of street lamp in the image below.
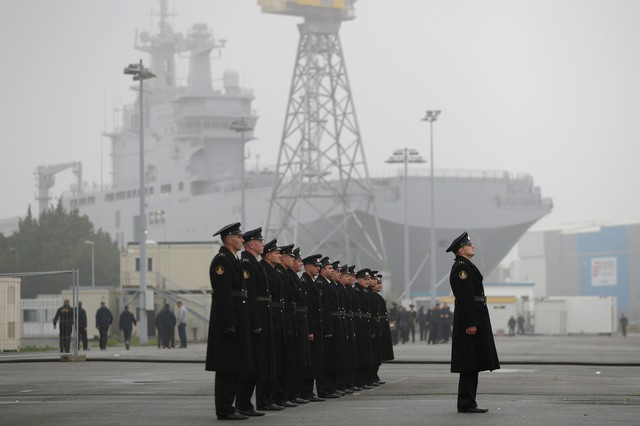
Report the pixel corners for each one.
[124,59,155,345]
[386,148,426,299]
[230,117,254,225]
[422,110,441,307]
[85,240,95,288]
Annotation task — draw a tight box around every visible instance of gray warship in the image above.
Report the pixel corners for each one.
[32,2,552,297]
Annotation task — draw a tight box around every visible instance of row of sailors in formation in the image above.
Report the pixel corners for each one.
[205,222,395,420]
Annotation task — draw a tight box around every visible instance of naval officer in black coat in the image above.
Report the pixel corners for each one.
[446,231,500,414]
[205,222,252,421]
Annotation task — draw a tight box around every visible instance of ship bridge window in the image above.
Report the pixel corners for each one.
[160,184,172,195]
[106,193,115,202]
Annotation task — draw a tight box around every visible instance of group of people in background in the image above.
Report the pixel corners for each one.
[507,315,526,336]
[155,301,188,349]
[53,298,189,351]
[389,302,453,345]
[206,222,395,421]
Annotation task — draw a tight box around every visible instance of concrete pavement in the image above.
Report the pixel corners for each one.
[2,335,639,425]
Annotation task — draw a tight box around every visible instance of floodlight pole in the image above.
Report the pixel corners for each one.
[386,148,425,299]
[124,60,155,345]
[231,117,254,226]
[422,110,441,307]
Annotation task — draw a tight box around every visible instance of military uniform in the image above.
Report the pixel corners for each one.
[447,231,500,413]
[235,227,273,416]
[299,255,324,401]
[316,258,346,398]
[205,223,252,420]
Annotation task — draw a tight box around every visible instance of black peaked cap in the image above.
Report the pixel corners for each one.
[445,231,473,253]
[213,222,242,238]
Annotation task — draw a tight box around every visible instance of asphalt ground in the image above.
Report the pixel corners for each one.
[2,335,639,425]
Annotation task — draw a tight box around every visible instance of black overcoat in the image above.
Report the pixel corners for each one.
[261,260,286,376]
[205,246,252,373]
[300,272,322,379]
[318,276,346,373]
[286,268,311,372]
[353,283,372,367]
[241,251,275,381]
[449,255,500,373]
[375,293,395,362]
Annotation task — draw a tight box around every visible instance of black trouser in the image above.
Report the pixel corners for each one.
[457,371,479,410]
[123,328,132,344]
[79,328,88,350]
[299,378,316,399]
[271,375,288,404]
[317,374,336,396]
[59,327,72,353]
[215,372,238,417]
[98,327,109,350]
[236,379,256,411]
[256,380,275,408]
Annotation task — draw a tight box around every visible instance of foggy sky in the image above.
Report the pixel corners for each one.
[1,0,639,233]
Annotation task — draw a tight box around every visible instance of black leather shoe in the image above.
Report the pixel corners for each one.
[458,407,489,413]
[291,397,309,404]
[351,386,363,391]
[237,409,265,417]
[362,385,374,390]
[217,412,249,420]
[258,404,284,411]
[305,396,325,402]
[377,381,386,385]
[280,401,298,407]
[368,382,380,387]
[343,388,354,394]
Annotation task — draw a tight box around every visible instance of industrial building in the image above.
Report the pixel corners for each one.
[512,222,639,328]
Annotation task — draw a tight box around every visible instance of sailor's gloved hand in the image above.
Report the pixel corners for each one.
[224,326,236,336]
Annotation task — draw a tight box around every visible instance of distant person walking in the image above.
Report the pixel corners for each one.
[53,298,73,353]
[95,301,113,350]
[507,316,516,336]
[176,301,188,348]
[517,315,525,335]
[119,305,137,350]
[619,313,629,337]
[77,301,88,350]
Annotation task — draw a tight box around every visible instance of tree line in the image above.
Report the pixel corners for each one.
[0,202,119,298]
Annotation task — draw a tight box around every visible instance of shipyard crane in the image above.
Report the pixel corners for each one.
[36,162,82,214]
[260,0,388,272]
